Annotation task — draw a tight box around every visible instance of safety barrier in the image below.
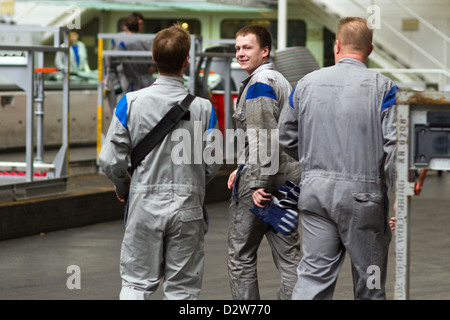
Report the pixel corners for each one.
[0,25,70,200]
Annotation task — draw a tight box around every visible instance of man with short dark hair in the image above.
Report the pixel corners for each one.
[99,24,220,300]
[278,17,398,300]
[106,13,154,111]
[227,24,301,300]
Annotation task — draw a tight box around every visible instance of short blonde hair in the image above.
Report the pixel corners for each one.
[337,17,373,56]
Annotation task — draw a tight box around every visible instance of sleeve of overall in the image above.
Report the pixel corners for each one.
[278,86,300,160]
[381,84,399,192]
[78,42,91,72]
[99,95,132,197]
[54,51,64,71]
[203,102,222,184]
[245,80,280,190]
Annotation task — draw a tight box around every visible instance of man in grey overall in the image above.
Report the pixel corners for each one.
[278,17,398,299]
[227,25,302,300]
[99,24,220,299]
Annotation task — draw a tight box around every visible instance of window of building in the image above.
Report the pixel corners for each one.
[117,18,201,35]
[221,19,306,47]
[323,27,335,67]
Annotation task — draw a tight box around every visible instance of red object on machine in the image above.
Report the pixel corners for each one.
[34,68,57,73]
[415,169,427,195]
[210,90,238,133]
[0,171,47,177]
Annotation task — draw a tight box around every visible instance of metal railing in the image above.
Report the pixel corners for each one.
[0,25,70,199]
[371,68,450,91]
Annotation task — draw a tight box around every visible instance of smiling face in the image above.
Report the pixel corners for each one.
[235,33,269,75]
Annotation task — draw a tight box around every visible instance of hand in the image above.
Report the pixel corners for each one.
[389,217,396,231]
[227,169,237,189]
[252,188,273,208]
[117,194,127,203]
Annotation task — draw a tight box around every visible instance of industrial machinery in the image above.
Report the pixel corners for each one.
[394,90,450,299]
[0,25,70,200]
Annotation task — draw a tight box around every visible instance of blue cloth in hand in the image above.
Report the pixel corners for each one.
[250,198,299,236]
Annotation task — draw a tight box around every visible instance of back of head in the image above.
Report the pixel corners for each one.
[125,14,141,33]
[152,24,191,75]
[236,24,272,56]
[131,12,144,21]
[337,17,373,57]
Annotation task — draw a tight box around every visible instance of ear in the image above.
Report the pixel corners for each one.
[262,46,270,59]
[335,40,341,54]
[368,44,374,56]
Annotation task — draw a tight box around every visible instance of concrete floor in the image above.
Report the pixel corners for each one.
[0,171,448,300]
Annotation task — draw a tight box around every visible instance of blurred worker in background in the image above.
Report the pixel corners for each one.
[227,24,302,300]
[278,17,398,300]
[106,12,155,112]
[124,11,144,33]
[55,31,90,75]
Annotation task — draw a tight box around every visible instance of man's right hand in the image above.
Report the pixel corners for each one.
[227,169,237,189]
[117,194,127,203]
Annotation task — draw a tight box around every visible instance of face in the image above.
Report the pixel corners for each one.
[69,32,79,45]
[235,33,269,75]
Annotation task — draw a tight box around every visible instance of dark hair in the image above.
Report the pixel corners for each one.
[131,12,144,20]
[125,14,141,33]
[152,23,191,74]
[337,17,373,56]
[235,24,272,55]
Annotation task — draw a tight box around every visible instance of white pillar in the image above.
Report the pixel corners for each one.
[277,0,287,50]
